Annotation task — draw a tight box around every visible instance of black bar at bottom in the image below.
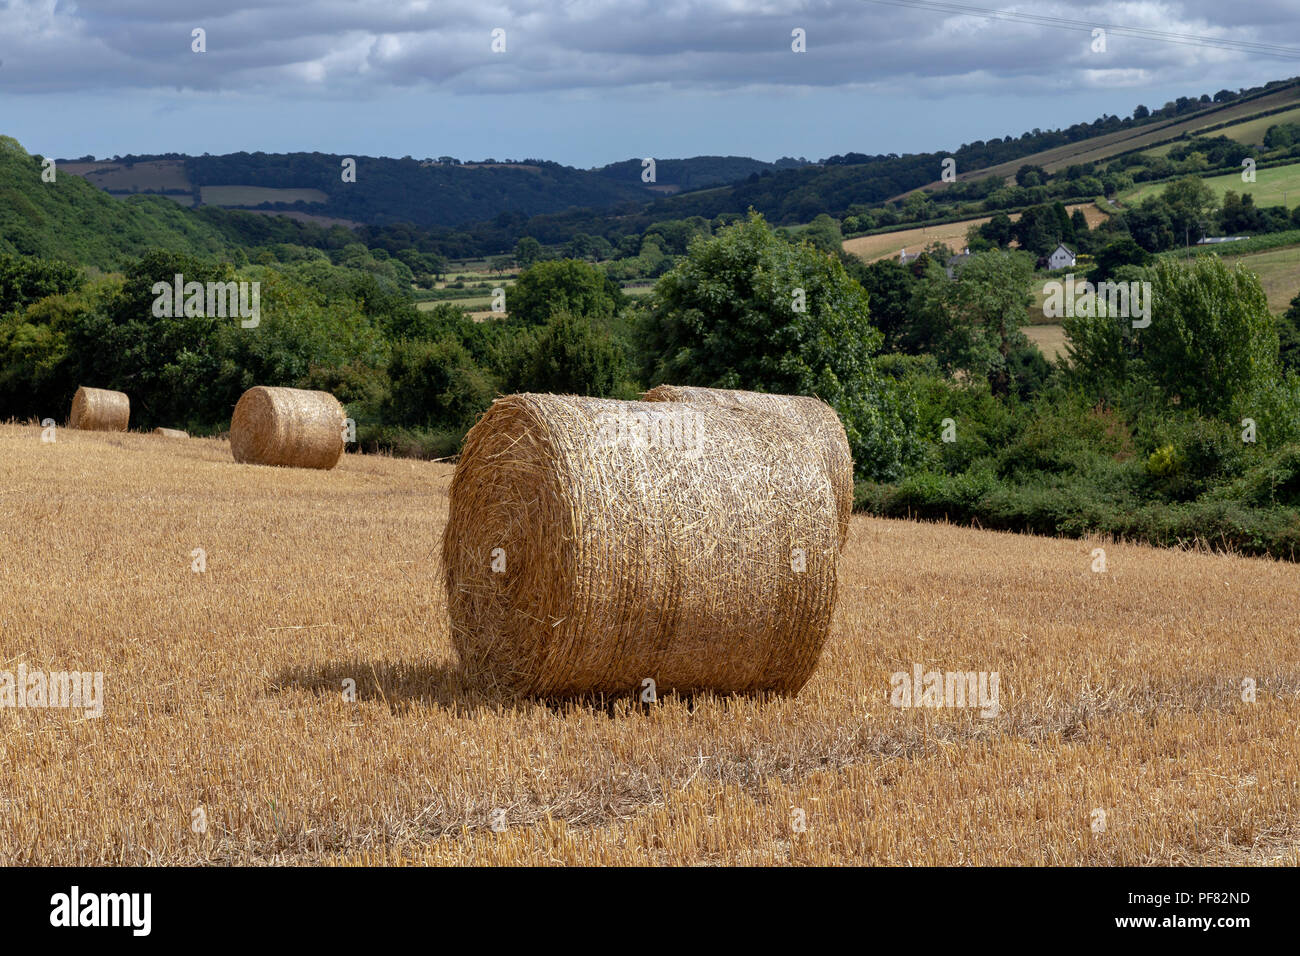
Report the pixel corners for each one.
[0,866,1280,942]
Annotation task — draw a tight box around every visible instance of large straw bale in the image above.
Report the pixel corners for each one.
[229,386,345,470]
[643,385,853,550]
[152,427,188,439]
[443,393,839,697]
[68,386,129,432]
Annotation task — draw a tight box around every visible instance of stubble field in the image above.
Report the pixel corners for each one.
[842,202,1109,264]
[1,422,1298,865]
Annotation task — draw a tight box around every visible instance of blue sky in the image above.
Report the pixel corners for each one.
[2,0,1298,167]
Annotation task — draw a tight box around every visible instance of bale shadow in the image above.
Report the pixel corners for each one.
[270,659,780,718]
[270,660,480,710]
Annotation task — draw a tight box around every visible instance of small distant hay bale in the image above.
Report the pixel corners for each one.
[229,386,345,470]
[443,393,839,698]
[68,386,129,432]
[153,427,188,439]
[644,385,853,550]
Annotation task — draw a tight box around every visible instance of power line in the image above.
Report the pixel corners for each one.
[859,0,1300,59]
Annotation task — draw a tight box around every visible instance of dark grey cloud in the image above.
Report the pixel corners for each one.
[1,0,1297,97]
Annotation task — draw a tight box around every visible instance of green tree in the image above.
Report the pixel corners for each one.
[913,250,1035,395]
[1015,164,1047,188]
[1093,236,1151,282]
[1125,197,1177,252]
[1070,208,1090,245]
[64,252,239,428]
[843,257,919,353]
[563,233,597,261]
[1144,256,1281,418]
[638,211,920,480]
[0,278,106,419]
[507,259,625,326]
[1161,176,1218,243]
[637,235,668,277]
[0,254,82,315]
[1279,292,1300,373]
[1011,204,1064,256]
[514,236,543,267]
[978,213,1013,247]
[803,213,843,253]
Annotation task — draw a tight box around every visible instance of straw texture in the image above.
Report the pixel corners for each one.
[443,393,840,698]
[229,386,345,470]
[153,427,188,439]
[644,385,853,550]
[68,386,129,432]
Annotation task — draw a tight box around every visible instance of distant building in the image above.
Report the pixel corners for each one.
[1046,243,1076,271]
[1196,236,1249,245]
[899,247,923,265]
[944,248,972,279]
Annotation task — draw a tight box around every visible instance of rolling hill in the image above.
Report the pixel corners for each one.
[0,137,232,268]
[56,151,809,230]
[897,80,1300,199]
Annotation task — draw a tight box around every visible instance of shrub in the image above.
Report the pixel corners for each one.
[382,336,496,432]
[509,309,626,397]
[1135,413,1249,500]
[1206,443,1300,508]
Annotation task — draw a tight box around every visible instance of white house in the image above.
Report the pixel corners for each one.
[1046,243,1076,271]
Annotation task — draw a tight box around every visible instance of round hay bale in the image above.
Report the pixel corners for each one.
[644,385,853,550]
[229,386,345,470]
[68,386,129,432]
[443,393,839,698]
[153,427,188,439]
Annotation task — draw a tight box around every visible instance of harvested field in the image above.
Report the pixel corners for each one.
[61,159,192,192]
[1,422,1298,865]
[1023,324,1069,362]
[843,203,1108,263]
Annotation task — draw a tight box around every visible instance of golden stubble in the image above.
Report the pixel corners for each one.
[1,422,1297,865]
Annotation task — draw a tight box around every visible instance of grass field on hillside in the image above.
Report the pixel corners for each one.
[1210,244,1300,313]
[200,186,330,206]
[899,84,1300,197]
[1121,162,1300,211]
[1141,106,1300,159]
[2,423,1298,865]
[1213,105,1300,146]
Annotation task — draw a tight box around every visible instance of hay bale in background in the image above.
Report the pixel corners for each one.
[153,427,188,439]
[229,386,345,470]
[443,393,839,697]
[644,384,853,550]
[68,386,129,432]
